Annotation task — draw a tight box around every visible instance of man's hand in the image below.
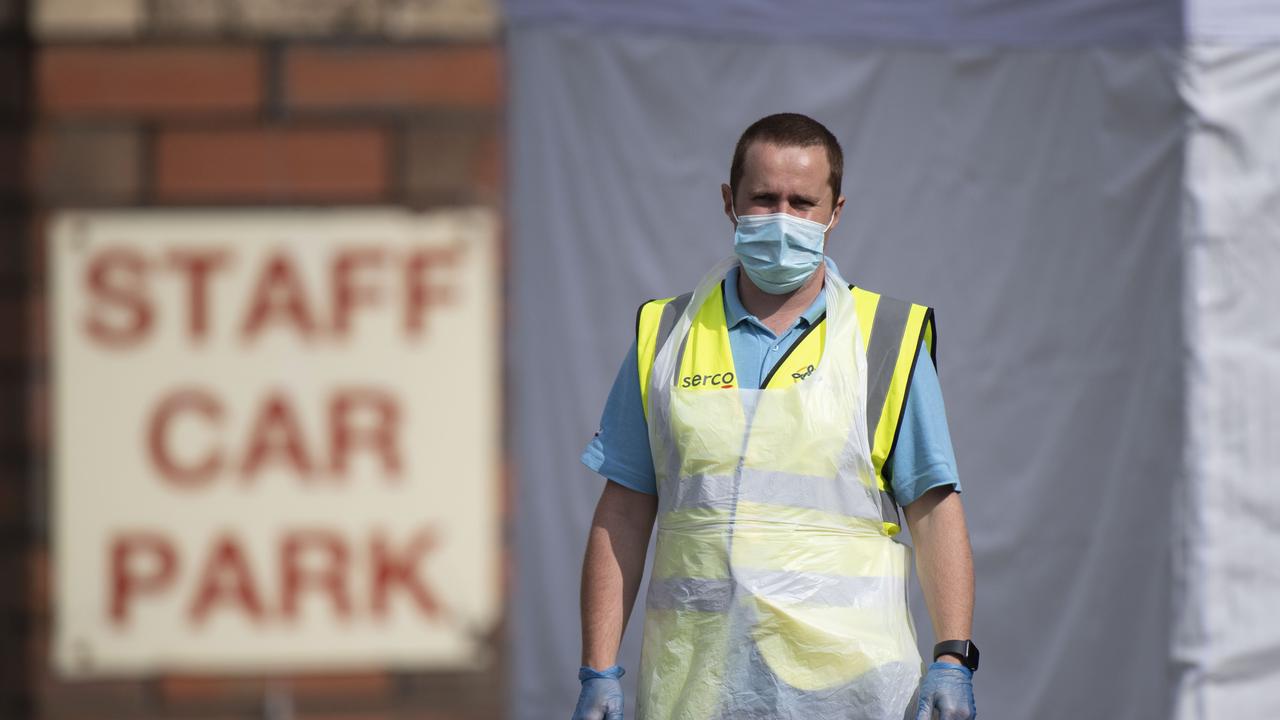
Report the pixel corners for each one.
[572,665,625,720]
[915,661,976,720]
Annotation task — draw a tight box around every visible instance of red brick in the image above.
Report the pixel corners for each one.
[296,714,397,720]
[161,672,391,709]
[285,46,501,113]
[400,670,504,717]
[160,675,263,704]
[288,672,393,699]
[26,605,45,648]
[162,671,396,702]
[29,125,143,203]
[29,545,47,617]
[155,127,390,202]
[38,676,151,719]
[26,624,46,679]
[38,45,262,117]
[298,713,440,720]
[27,289,44,365]
[28,368,45,452]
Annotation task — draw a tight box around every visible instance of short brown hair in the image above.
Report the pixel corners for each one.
[730,113,843,202]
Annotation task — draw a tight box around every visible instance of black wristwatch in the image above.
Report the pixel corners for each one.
[933,639,980,672]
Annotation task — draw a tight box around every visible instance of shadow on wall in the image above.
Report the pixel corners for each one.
[0,0,33,716]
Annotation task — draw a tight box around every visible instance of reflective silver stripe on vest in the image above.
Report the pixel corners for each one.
[656,291,693,354]
[862,295,912,521]
[656,291,693,371]
[647,570,903,612]
[863,295,911,444]
[657,470,881,520]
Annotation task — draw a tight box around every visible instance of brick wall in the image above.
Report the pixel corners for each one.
[11,1,507,718]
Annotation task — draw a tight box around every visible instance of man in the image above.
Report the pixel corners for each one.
[571,113,977,720]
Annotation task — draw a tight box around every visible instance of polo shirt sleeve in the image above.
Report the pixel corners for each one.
[580,339,658,495]
[886,344,962,507]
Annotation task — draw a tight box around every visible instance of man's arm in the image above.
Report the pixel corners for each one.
[904,486,974,663]
[580,479,658,669]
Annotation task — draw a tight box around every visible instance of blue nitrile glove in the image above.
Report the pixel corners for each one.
[572,664,625,720]
[915,661,976,720]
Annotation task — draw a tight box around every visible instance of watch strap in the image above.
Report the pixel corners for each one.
[932,639,979,672]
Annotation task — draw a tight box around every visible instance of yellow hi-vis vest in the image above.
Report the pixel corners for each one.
[633,260,933,719]
[635,279,936,535]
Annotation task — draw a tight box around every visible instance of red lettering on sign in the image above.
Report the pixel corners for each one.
[371,529,442,619]
[105,527,447,625]
[77,244,467,344]
[189,533,265,624]
[240,391,314,481]
[331,247,386,338]
[109,532,177,625]
[280,530,351,621]
[84,248,153,348]
[149,388,224,488]
[147,386,404,486]
[329,388,402,480]
[167,248,231,343]
[240,252,317,342]
[404,246,460,336]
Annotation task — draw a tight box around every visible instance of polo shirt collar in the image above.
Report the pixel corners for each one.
[723,257,839,331]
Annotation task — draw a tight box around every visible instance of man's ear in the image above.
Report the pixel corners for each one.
[829,194,846,231]
[721,183,736,224]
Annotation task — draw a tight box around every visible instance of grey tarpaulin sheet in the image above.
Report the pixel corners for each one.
[502,0,1181,46]
[506,25,1185,720]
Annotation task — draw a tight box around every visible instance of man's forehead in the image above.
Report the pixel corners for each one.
[739,142,831,192]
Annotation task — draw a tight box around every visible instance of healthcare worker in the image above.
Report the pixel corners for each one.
[572,113,977,720]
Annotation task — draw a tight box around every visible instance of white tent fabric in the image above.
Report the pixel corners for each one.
[507,6,1280,719]
[1188,0,1280,43]
[1175,41,1280,719]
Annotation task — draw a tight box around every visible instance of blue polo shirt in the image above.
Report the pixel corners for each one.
[582,262,960,507]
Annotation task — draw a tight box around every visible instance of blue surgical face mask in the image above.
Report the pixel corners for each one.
[732,205,835,295]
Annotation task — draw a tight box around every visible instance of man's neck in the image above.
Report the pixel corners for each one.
[737,263,826,337]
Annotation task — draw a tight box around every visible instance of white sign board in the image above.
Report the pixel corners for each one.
[50,208,500,676]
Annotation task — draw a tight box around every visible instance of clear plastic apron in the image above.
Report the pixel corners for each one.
[637,257,922,720]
